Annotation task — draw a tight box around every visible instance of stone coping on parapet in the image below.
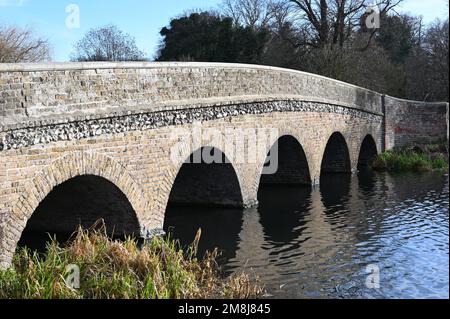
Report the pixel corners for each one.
[2,62,447,106]
[0,95,385,133]
[384,95,449,106]
[0,61,382,94]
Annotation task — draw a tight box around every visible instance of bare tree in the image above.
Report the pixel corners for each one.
[71,25,146,62]
[222,0,277,28]
[268,0,293,30]
[0,25,51,63]
[286,0,403,48]
[218,0,448,101]
[424,19,449,101]
[399,18,449,102]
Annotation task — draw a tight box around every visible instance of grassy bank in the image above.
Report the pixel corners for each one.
[0,227,263,299]
[372,144,448,173]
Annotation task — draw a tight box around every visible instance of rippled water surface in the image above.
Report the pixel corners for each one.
[165,171,449,299]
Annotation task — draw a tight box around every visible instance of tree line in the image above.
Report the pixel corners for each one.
[1,0,448,101]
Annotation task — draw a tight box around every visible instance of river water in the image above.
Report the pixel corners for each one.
[164,171,449,299]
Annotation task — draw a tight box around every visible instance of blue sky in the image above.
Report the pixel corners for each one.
[0,0,448,62]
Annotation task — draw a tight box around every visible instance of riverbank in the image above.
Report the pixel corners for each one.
[372,143,448,173]
[0,226,263,299]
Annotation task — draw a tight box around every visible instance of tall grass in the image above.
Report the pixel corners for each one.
[372,149,448,173]
[0,226,263,299]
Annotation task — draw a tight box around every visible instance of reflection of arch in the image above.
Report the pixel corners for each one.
[163,206,243,262]
[166,146,244,208]
[258,185,312,244]
[259,135,312,187]
[257,135,312,245]
[320,173,352,209]
[357,135,378,169]
[163,146,244,263]
[1,151,148,268]
[321,132,352,175]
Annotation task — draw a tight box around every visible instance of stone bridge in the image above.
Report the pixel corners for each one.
[0,62,447,269]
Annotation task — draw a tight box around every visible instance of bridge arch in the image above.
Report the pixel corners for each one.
[357,134,378,170]
[162,145,246,261]
[165,146,244,209]
[259,135,312,188]
[320,132,352,176]
[18,175,141,251]
[0,152,149,268]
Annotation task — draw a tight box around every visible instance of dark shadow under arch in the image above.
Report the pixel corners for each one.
[18,175,140,252]
[257,136,312,244]
[320,173,352,209]
[163,147,244,261]
[259,135,311,186]
[258,185,312,244]
[321,132,352,175]
[358,135,378,170]
[166,147,244,208]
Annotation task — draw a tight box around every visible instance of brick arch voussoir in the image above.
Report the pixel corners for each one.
[1,151,150,270]
[319,130,353,176]
[253,126,315,195]
[158,136,248,219]
[354,130,380,168]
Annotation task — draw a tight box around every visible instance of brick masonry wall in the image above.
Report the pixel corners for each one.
[0,109,383,269]
[385,96,449,149]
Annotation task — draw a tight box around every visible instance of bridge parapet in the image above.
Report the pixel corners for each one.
[0,62,383,131]
[384,96,448,149]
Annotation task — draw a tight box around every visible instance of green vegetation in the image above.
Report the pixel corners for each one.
[372,145,448,173]
[156,12,269,64]
[0,227,263,299]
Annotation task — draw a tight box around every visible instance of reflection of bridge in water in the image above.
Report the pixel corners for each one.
[216,172,448,298]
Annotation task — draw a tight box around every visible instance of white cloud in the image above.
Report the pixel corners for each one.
[0,0,25,7]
